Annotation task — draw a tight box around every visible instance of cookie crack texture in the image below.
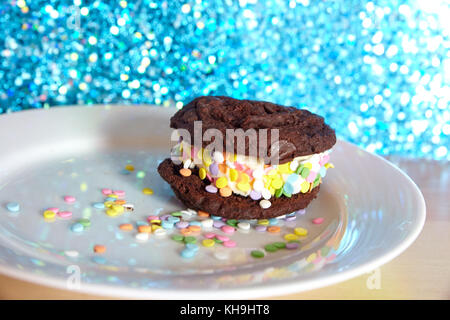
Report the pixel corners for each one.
[170,96,336,163]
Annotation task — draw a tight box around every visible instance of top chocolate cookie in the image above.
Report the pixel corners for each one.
[170,96,336,164]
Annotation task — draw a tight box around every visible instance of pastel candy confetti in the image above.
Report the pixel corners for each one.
[221,225,235,234]
[43,210,56,219]
[259,199,271,209]
[249,190,262,200]
[70,223,84,233]
[286,242,299,250]
[223,240,236,248]
[101,188,112,195]
[58,211,72,219]
[255,225,267,232]
[237,222,250,230]
[205,185,218,193]
[251,250,265,258]
[64,195,76,204]
[175,141,333,202]
[6,202,20,213]
[112,190,125,197]
[312,217,324,224]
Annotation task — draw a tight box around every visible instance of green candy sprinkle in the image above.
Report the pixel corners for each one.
[273,242,286,249]
[171,234,184,242]
[300,167,310,178]
[251,250,265,258]
[214,238,223,244]
[226,219,238,226]
[264,244,278,252]
[282,189,292,198]
[171,211,183,217]
[295,165,303,175]
[287,240,301,244]
[184,236,197,244]
[78,218,91,228]
[275,188,283,198]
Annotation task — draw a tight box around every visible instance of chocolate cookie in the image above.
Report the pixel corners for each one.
[158,158,320,219]
[170,96,336,164]
[158,96,336,219]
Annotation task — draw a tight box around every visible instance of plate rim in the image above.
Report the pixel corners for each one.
[0,106,426,299]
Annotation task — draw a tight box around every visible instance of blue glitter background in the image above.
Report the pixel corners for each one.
[0,0,448,159]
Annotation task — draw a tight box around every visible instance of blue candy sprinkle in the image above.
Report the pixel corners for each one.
[70,223,84,233]
[180,248,197,259]
[185,243,199,251]
[6,202,20,213]
[93,202,105,209]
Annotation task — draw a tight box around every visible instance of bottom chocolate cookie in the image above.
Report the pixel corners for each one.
[157,158,321,219]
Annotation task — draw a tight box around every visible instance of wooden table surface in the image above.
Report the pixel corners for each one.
[0,157,448,300]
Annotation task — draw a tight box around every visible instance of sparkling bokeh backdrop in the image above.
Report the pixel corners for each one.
[0,0,449,159]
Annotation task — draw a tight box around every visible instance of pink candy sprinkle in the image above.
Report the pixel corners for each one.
[58,211,72,219]
[306,171,318,183]
[47,207,59,214]
[113,190,125,197]
[147,215,159,221]
[102,188,112,195]
[204,232,216,239]
[312,217,324,224]
[223,240,237,248]
[216,234,230,242]
[63,196,76,204]
[221,225,235,234]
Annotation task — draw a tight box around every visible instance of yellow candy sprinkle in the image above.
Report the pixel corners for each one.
[324,163,335,169]
[294,227,308,236]
[271,178,283,189]
[306,253,317,263]
[142,187,154,195]
[300,181,310,193]
[106,209,119,217]
[303,162,312,169]
[202,239,215,247]
[197,149,203,160]
[104,201,114,208]
[284,233,299,241]
[125,164,135,171]
[237,182,251,192]
[112,204,124,213]
[268,186,275,195]
[108,194,118,199]
[151,225,162,231]
[229,168,238,181]
[215,177,228,188]
[43,210,56,219]
[277,163,291,174]
[267,169,277,177]
[203,158,212,167]
[239,173,250,183]
[199,167,207,180]
[257,219,269,225]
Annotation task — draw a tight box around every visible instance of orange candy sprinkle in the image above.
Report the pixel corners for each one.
[119,223,133,231]
[180,228,192,236]
[138,225,152,233]
[218,163,227,173]
[219,186,232,197]
[114,199,126,205]
[94,245,106,254]
[267,226,281,233]
[179,168,192,177]
[198,210,210,217]
[188,225,201,233]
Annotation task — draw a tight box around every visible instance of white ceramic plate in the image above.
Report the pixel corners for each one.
[0,106,425,299]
